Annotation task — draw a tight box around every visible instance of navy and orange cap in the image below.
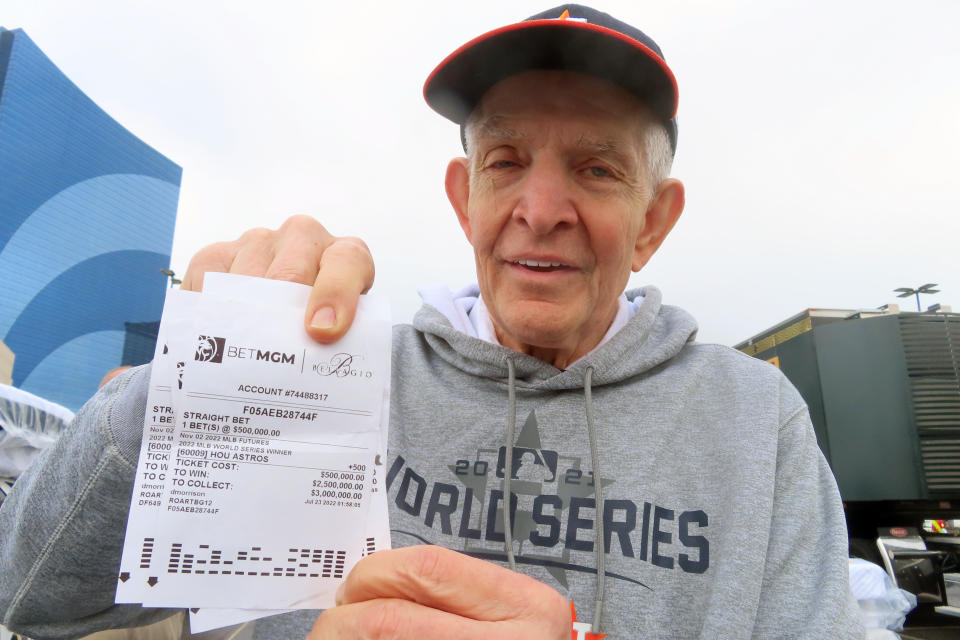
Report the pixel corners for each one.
[423,4,679,153]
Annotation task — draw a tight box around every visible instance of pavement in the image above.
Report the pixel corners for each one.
[899,630,960,639]
[899,605,960,639]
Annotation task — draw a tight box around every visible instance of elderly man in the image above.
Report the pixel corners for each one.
[0,5,863,639]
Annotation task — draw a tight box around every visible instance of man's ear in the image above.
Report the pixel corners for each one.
[632,178,685,271]
[445,157,472,243]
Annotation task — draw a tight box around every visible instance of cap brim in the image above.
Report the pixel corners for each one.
[424,19,678,126]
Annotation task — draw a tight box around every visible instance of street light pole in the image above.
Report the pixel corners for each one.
[894,283,940,311]
[160,268,181,289]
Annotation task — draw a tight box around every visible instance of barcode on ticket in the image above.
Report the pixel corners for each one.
[136,537,348,578]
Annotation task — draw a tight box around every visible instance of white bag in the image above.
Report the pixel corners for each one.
[0,383,73,477]
[849,557,918,632]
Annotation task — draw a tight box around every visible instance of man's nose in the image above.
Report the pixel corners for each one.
[511,162,578,235]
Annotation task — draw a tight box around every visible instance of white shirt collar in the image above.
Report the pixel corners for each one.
[467,291,641,365]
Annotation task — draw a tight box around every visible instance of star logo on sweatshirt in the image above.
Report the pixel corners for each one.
[451,409,613,590]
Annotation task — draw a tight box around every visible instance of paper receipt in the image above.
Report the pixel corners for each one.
[117,274,391,615]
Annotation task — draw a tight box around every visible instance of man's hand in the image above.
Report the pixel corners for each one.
[309,546,571,639]
[180,215,374,343]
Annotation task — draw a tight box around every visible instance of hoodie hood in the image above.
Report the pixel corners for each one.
[413,284,698,390]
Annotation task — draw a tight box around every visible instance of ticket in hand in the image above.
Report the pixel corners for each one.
[116,274,391,614]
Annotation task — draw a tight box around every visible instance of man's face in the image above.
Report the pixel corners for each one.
[445,70,682,367]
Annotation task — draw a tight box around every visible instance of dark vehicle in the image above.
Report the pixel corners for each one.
[735,306,960,617]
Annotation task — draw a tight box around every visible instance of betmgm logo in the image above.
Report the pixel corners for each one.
[194,335,296,366]
[195,335,226,363]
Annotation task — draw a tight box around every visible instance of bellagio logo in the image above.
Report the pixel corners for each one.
[195,336,226,363]
[312,352,373,379]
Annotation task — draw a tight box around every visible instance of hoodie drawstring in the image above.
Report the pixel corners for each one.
[501,360,605,633]
[584,365,605,634]
[503,357,518,571]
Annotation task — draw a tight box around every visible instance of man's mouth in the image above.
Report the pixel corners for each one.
[513,259,571,273]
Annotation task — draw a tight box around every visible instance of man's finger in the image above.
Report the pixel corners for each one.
[335,546,569,628]
[309,599,504,640]
[304,236,375,343]
[263,217,334,286]
[181,241,239,291]
[227,227,279,279]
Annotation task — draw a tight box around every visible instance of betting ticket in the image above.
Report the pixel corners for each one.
[117,274,391,616]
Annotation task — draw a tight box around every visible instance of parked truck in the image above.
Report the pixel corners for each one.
[734,305,960,613]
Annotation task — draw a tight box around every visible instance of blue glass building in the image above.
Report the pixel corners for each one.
[0,27,181,411]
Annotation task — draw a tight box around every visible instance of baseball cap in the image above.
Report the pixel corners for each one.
[423,4,679,153]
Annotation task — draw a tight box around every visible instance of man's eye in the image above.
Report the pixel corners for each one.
[587,166,613,178]
[489,160,518,169]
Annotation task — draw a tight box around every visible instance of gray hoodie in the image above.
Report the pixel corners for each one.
[0,287,864,639]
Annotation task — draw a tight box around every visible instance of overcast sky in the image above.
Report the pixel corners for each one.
[6,0,958,345]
